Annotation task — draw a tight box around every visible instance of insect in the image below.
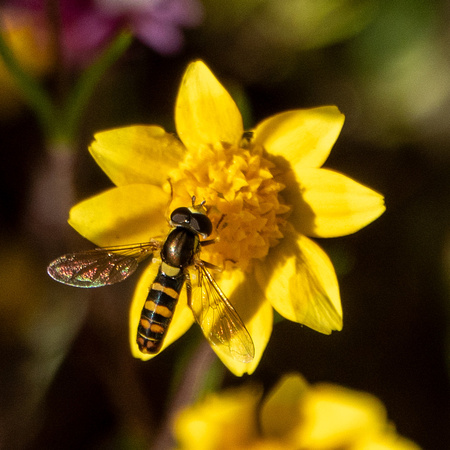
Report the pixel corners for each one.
[47,199,255,363]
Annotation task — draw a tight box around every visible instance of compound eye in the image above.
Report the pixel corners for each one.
[190,213,213,237]
[170,207,191,225]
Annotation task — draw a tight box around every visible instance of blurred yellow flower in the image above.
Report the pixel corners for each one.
[0,8,54,117]
[68,60,385,375]
[174,374,420,450]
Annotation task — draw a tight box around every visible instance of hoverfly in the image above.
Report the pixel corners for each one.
[47,199,255,363]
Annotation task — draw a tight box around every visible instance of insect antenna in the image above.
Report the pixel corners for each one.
[191,195,208,213]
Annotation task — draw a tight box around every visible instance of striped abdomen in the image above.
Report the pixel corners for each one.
[137,267,185,354]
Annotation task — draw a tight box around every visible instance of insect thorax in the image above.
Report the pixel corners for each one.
[161,227,199,269]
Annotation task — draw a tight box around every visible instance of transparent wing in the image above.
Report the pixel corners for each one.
[47,241,162,288]
[189,264,255,363]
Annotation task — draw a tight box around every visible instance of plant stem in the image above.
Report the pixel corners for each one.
[63,31,133,143]
[0,30,58,138]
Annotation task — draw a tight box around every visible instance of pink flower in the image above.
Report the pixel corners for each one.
[6,0,203,65]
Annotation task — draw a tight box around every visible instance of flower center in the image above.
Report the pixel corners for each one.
[169,138,290,272]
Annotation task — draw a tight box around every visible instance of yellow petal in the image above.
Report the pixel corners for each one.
[255,232,342,334]
[253,106,344,168]
[129,262,194,361]
[175,60,243,152]
[286,168,386,237]
[89,125,186,186]
[295,384,388,448]
[174,385,261,450]
[261,374,308,439]
[209,270,272,376]
[359,434,422,450]
[68,184,170,247]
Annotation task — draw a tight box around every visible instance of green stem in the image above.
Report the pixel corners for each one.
[0,31,58,138]
[152,340,225,449]
[62,30,133,143]
[0,25,132,146]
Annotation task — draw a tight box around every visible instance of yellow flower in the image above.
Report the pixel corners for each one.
[68,60,385,375]
[0,8,54,117]
[174,374,420,450]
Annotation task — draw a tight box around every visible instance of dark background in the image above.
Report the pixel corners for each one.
[1,1,449,448]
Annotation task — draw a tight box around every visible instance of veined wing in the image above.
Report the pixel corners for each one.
[47,241,162,288]
[189,264,255,363]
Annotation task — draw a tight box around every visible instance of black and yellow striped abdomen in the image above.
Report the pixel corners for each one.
[137,267,185,354]
[136,227,199,354]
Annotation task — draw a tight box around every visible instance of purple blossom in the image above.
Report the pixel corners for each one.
[5,0,203,65]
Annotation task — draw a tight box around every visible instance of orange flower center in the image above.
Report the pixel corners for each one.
[169,137,290,271]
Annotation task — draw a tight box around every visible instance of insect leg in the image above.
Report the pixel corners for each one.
[198,259,222,272]
[200,239,216,246]
[165,178,174,224]
[185,270,193,308]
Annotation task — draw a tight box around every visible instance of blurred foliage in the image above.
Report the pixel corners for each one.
[199,0,378,83]
[0,0,449,448]
[0,8,54,118]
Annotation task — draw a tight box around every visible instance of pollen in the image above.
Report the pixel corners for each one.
[169,138,291,272]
